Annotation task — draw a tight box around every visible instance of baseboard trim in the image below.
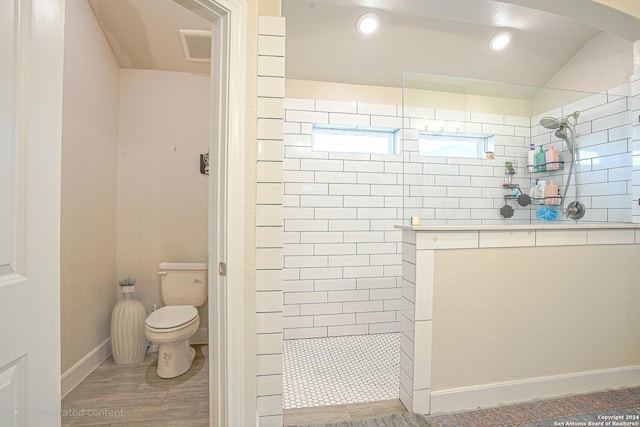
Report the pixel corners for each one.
[191,327,208,345]
[430,365,640,414]
[61,337,112,398]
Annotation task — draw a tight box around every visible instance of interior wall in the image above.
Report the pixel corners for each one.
[286,79,402,105]
[545,32,634,93]
[60,0,120,373]
[431,245,640,391]
[116,69,210,328]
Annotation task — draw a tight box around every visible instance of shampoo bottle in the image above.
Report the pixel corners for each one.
[545,146,560,170]
[536,180,546,204]
[529,179,538,199]
[544,180,559,204]
[527,144,536,172]
[536,146,546,172]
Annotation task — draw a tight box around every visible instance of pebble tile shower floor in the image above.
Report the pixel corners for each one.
[283,333,401,409]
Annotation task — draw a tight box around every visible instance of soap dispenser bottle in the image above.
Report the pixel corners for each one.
[536,146,546,172]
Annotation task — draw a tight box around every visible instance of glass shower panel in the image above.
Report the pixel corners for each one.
[401,72,635,226]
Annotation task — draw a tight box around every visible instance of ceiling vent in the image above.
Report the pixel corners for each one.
[179,30,212,62]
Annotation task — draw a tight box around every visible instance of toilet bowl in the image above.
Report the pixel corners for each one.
[145,262,207,378]
[145,305,199,378]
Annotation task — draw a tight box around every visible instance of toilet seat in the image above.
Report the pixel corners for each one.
[144,304,200,379]
[145,305,197,330]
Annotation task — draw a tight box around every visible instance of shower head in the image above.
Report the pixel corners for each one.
[540,117,562,130]
[555,127,567,139]
[556,124,574,152]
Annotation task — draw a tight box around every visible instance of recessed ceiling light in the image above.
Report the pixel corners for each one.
[489,31,512,51]
[357,13,380,35]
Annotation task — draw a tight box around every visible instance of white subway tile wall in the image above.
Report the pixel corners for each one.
[283,87,635,341]
[256,16,285,427]
[632,75,640,223]
[283,98,405,340]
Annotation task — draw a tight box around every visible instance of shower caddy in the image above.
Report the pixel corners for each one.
[500,158,564,218]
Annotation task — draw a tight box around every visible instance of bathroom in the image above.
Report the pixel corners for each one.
[60,0,211,396]
[55,0,640,426]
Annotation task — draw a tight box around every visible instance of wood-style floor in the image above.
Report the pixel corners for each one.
[62,344,640,426]
[62,345,209,426]
[62,343,405,426]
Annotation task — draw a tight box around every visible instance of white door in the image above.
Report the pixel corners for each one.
[0,0,65,425]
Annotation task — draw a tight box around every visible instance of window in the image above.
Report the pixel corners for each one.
[418,132,495,159]
[312,125,399,155]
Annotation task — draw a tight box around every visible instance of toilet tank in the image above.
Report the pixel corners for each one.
[158,262,207,306]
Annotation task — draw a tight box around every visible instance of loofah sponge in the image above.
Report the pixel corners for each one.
[535,207,558,221]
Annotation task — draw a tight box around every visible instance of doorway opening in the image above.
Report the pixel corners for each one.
[59,0,247,425]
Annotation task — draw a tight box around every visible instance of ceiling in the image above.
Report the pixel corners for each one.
[88,0,211,74]
[88,0,640,89]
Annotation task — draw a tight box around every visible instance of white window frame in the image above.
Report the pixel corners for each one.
[312,125,400,155]
[418,131,495,159]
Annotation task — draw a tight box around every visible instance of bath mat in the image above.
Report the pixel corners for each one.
[291,412,431,427]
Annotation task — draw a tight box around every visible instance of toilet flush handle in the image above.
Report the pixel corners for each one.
[157,271,167,276]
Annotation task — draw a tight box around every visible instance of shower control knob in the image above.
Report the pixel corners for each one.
[565,201,586,220]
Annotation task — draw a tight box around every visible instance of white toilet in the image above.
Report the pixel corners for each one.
[145,262,207,378]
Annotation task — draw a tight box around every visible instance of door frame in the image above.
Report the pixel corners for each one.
[173,0,247,425]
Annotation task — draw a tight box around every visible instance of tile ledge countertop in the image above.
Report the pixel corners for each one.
[395,223,640,232]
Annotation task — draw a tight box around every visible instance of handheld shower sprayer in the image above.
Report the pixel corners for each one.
[538,111,585,220]
[554,125,572,152]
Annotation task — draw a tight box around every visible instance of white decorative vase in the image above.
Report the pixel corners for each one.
[111,285,147,364]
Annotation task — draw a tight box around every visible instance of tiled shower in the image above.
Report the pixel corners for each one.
[282,100,405,409]
[283,99,404,341]
[280,80,638,409]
